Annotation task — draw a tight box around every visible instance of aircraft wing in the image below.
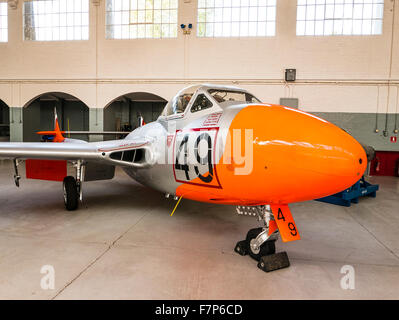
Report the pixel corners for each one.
[0,138,154,168]
[65,131,131,135]
[38,131,131,136]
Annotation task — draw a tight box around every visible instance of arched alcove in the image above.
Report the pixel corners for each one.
[104,92,167,137]
[23,92,89,142]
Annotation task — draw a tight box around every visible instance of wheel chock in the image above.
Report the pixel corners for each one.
[257,252,290,272]
[234,240,248,256]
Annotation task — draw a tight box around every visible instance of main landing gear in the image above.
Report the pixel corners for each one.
[234,205,290,272]
[13,159,21,187]
[63,160,85,211]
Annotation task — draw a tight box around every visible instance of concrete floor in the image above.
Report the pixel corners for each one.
[0,159,398,300]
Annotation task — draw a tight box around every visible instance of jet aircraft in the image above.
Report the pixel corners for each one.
[0,84,367,271]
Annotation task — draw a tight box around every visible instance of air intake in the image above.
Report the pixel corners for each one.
[109,149,144,164]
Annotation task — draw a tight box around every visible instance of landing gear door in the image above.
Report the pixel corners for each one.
[270,204,301,242]
[84,162,115,182]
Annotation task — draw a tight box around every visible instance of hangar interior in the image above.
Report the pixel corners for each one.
[0,0,398,300]
[104,92,167,134]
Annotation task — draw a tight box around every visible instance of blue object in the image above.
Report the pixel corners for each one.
[316,176,379,207]
[188,23,192,29]
[42,135,55,142]
[180,24,186,29]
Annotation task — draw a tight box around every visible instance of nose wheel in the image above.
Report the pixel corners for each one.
[246,228,276,260]
[234,206,290,272]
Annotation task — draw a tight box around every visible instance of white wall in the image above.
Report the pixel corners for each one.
[0,0,398,113]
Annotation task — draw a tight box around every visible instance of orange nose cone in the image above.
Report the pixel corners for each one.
[218,105,367,204]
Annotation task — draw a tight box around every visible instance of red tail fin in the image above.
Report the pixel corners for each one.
[36,108,65,142]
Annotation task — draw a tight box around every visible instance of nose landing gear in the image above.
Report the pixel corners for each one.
[235,205,290,272]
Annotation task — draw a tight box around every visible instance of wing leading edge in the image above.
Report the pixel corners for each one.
[0,138,154,168]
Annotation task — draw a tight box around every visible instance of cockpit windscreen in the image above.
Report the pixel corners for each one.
[208,90,261,104]
[161,86,199,117]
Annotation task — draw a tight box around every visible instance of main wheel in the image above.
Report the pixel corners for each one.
[246,228,276,261]
[63,176,79,211]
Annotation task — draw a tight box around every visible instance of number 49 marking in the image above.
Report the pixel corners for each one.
[173,128,222,189]
[175,132,213,183]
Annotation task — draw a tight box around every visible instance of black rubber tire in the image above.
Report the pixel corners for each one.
[63,176,79,211]
[246,228,276,261]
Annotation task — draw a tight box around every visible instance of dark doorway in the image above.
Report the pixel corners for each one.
[0,100,10,142]
[104,92,167,139]
[23,92,89,142]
